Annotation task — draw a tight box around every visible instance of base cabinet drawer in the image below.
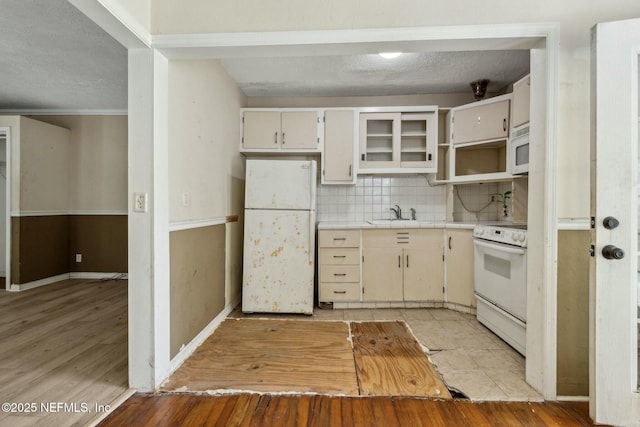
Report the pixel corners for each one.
[318,230,360,247]
[319,265,360,283]
[319,283,360,302]
[318,248,360,265]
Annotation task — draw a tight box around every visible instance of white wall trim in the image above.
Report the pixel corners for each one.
[9,273,70,292]
[68,210,128,215]
[558,218,591,231]
[69,0,150,49]
[0,109,127,116]
[151,23,555,56]
[12,210,69,217]
[557,395,590,402]
[69,272,128,280]
[12,210,128,216]
[165,302,238,381]
[7,272,128,292]
[169,217,226,232]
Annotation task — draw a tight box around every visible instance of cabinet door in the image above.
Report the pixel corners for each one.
[511,75,530,128]
[445,229,475,307]
[362,247,403,301]
[403,232,444,301]
[452,100,510,145]
[400,113,437,170]
[323,110,355,183]
[243,111,281,149]
[281,111,318,149]
[359,113,400,168]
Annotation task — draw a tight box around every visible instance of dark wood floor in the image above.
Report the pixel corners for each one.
[98,393,602,426]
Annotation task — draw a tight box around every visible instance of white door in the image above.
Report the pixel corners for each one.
[591,18,640,426]
[242,209,314,314]
[245,159,316,210]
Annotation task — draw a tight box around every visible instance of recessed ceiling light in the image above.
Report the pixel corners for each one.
[378,52,403,59]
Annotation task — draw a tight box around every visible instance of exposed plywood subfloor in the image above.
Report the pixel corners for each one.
[352,321,451,399]
[162,318,451,399]
[162,319,359,395]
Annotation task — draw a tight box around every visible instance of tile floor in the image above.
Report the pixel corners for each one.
[230,307,543,402]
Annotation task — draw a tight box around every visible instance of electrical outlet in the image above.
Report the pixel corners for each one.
[182,191,190,207]
[490,195,497,202]
[75,254,82,263]
[134,192,148,213]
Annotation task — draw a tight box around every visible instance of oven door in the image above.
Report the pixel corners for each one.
[511,130,529,175]
[474,238,527,321]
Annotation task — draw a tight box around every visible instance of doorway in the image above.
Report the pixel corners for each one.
[0,128,10,291]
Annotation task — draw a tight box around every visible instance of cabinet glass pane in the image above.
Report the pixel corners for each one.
[365,119,394,162]
[400,120,427,162]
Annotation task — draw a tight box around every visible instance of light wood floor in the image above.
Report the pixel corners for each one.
[0,278,129,426]
[98,393,604,427]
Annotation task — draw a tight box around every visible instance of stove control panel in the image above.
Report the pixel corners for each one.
[473,225,527,247]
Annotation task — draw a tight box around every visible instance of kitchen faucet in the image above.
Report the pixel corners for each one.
[390,204,402,219]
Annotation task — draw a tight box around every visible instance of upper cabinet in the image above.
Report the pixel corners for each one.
[241,109,322,152]
[511,74,530,129]
[445,94,512,182]
[450,98,510,145]
[322,109,357,185]
[358,107,438,174]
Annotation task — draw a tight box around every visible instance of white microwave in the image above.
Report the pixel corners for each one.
[511,126,529,175]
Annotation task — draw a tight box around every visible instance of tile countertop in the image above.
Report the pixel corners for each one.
[317,221,515,230]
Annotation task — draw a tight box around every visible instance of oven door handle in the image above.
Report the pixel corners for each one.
[474,239,526,255]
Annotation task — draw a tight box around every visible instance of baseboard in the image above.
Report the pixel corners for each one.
[9,273,71,291]
[8,272,127,291]
[69,272,128,280]
[163,303,237,386]
[556,395,589,402]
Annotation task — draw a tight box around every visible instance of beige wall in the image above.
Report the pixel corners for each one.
[170,225,226,358]
[33,115,128,212]
[248,93,476,109]
[19,117,70,212]
[168,60,247,223]
[557,230,590,396]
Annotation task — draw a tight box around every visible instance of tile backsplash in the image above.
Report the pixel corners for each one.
[317,176,512,223]
[317,175,446,223]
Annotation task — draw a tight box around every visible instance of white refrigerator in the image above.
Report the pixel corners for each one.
[242,159,317,314]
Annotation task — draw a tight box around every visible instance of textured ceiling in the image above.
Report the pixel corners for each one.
[0,0,127,111]
[0,1,530,111]
[221,50,530,97]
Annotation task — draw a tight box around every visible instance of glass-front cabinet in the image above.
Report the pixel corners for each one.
[358,107,438,173]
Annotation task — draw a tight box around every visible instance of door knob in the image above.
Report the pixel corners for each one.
[602,245,625,260]
[602,216,620,230]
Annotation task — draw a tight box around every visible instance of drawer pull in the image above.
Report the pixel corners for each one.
[333,291,347,294]
[333,273,347,276]
[398,255,401,268]
[333,255,346,258]
[333,237,347,241]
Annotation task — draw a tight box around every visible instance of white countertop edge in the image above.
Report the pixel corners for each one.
[317,221,502,230]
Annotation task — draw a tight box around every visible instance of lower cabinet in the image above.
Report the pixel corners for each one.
[362,229,444,302]
[445,228,475,307]
[318,230,361,303]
